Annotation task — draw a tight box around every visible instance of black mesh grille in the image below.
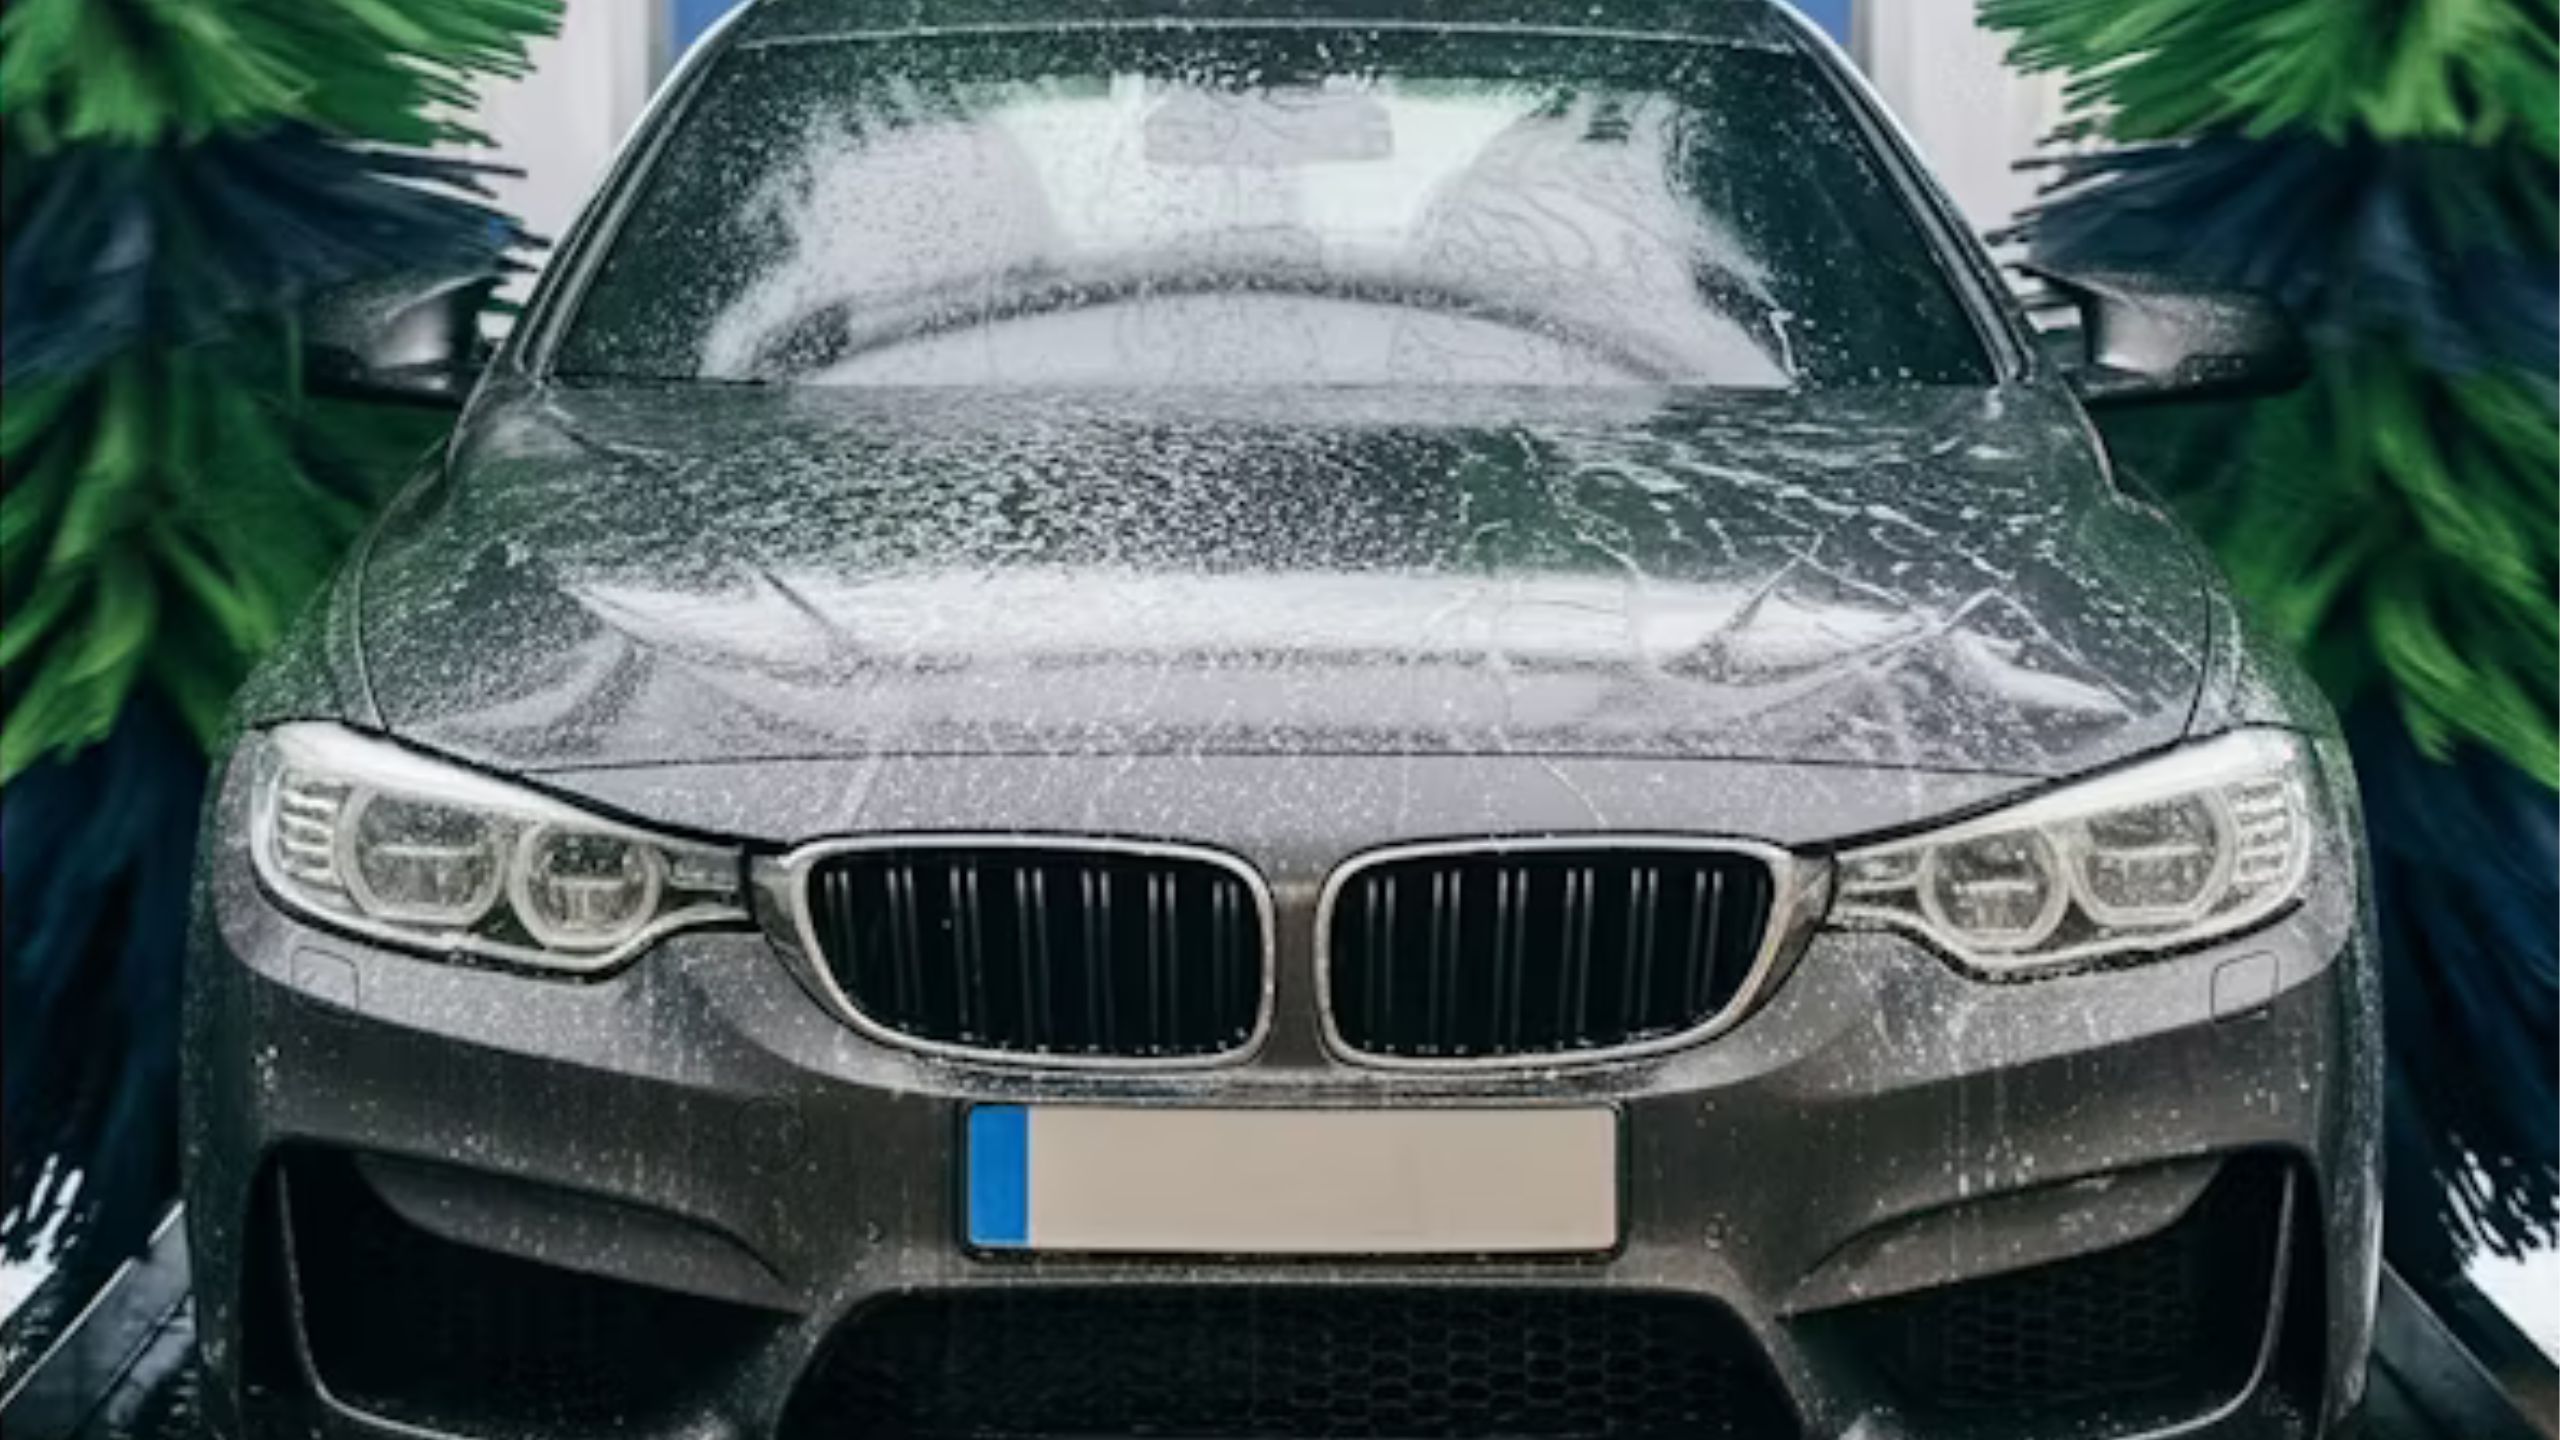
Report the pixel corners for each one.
[1850,1161,2289,1426]
[1327,847,1777,1059]
[281,1155,769,1435]
[782,1288,1798,1440]
[803,844,1265,1059]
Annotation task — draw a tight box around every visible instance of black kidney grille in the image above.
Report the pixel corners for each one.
[1327,848,1778,1059]
[803,846,1265,1059]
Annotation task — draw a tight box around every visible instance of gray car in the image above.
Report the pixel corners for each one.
[184,2,2381,1437]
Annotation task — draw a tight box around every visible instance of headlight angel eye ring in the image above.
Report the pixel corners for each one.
[509,825,670,953]
[2063,791,2239,930]
[336,790,511,928]
[1914,829,2070,955]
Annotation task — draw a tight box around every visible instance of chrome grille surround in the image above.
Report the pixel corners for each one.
[1314,837,1831,1070]
[766,836,1276,1070]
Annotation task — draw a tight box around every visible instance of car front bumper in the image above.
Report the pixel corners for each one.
[185,783,2380,1440]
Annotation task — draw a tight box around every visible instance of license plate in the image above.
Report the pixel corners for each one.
[966,1106,1619,1255]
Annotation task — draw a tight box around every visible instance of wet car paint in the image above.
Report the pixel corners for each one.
[332,383,2207,790]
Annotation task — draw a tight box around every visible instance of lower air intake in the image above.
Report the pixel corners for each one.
[279,1153,770,1436]
[1846,1159,2292,1431]
[782,1287,1799,1440]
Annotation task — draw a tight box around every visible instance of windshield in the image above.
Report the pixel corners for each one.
[557,27,1992,389]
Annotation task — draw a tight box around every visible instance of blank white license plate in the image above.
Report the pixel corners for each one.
[965,1106,1619,1255]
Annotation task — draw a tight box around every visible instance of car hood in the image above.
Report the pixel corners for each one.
[358,382,2206,778]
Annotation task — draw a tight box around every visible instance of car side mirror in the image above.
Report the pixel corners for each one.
[2028,267,2309,408]
[304,271,498,409]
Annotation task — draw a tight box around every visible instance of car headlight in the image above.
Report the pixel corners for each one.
[1832,729,2323,978]
[246,723,747,974]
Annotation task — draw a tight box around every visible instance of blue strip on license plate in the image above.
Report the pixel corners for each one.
[966,1105,1031,1248]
